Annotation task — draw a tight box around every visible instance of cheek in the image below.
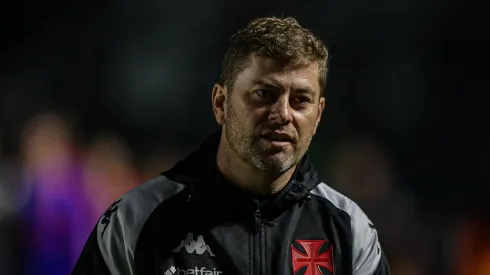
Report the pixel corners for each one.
[242,104,267,124]
[228,103,255,131]
[294,115,318,135]
[230,95,270,130]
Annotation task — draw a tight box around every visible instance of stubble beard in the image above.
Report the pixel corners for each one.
[225,103,309,173]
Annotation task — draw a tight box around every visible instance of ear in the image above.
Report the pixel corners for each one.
[211,83,228,125]
[313,96,326,135]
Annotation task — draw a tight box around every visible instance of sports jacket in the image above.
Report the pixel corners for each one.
[73,130,390,275]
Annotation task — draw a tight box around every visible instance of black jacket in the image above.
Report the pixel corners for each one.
[73,131,390,275]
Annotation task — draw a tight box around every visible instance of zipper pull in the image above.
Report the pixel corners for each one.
[250,199,261,233]
[254,209,261,233]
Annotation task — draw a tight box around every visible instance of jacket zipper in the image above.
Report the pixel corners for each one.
[254,209,261,233]
[253,205,266,275]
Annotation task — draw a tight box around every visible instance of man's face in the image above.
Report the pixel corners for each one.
[216,55,325,172]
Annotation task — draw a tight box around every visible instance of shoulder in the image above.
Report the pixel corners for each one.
[95,175,187,274]
[310,182,372,226]
[97,175,187,236]
[311,182,371,223]
[311,182,383,275]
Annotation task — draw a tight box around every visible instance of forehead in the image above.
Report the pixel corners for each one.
[234,54,321,93]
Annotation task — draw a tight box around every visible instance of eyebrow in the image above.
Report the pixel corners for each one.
[252,79,281,88]
[252,79,316,95]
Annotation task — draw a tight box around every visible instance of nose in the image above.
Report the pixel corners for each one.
[268,95,292,125]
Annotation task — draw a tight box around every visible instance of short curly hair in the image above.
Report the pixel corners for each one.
[220,17,329,94]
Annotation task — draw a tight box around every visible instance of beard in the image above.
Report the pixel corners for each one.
[224,102,313,173]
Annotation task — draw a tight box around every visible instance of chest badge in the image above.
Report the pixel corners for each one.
[291,240,334,275]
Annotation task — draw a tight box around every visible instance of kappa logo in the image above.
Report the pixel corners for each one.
[163,266,223,275]
[291,240,334,275]
[173,233,215,256]
[100,198,122,238]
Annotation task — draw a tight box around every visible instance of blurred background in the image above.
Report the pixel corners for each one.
[0,1,488,274]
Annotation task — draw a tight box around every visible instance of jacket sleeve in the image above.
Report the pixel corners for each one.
[373,251,391,275]
[72,198,134,275]
[71,226,112,275]
[351,202,391,275]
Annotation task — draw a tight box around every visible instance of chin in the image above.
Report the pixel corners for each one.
[252,155,297,173]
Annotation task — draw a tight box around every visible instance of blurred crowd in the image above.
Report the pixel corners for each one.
[0,111,488,275]
[0,112,185,275]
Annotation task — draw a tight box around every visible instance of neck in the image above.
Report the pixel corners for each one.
[216,131,296,196]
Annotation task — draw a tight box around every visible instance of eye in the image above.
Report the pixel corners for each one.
[253,89,275,102]
[296,96,312,105]
[255,89,271,97]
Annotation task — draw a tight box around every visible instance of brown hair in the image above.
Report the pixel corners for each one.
[220,17,329,94]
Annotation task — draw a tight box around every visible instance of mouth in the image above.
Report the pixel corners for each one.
[259,132,295,145]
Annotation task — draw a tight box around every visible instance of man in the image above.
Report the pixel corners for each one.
[73,17,390,275]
